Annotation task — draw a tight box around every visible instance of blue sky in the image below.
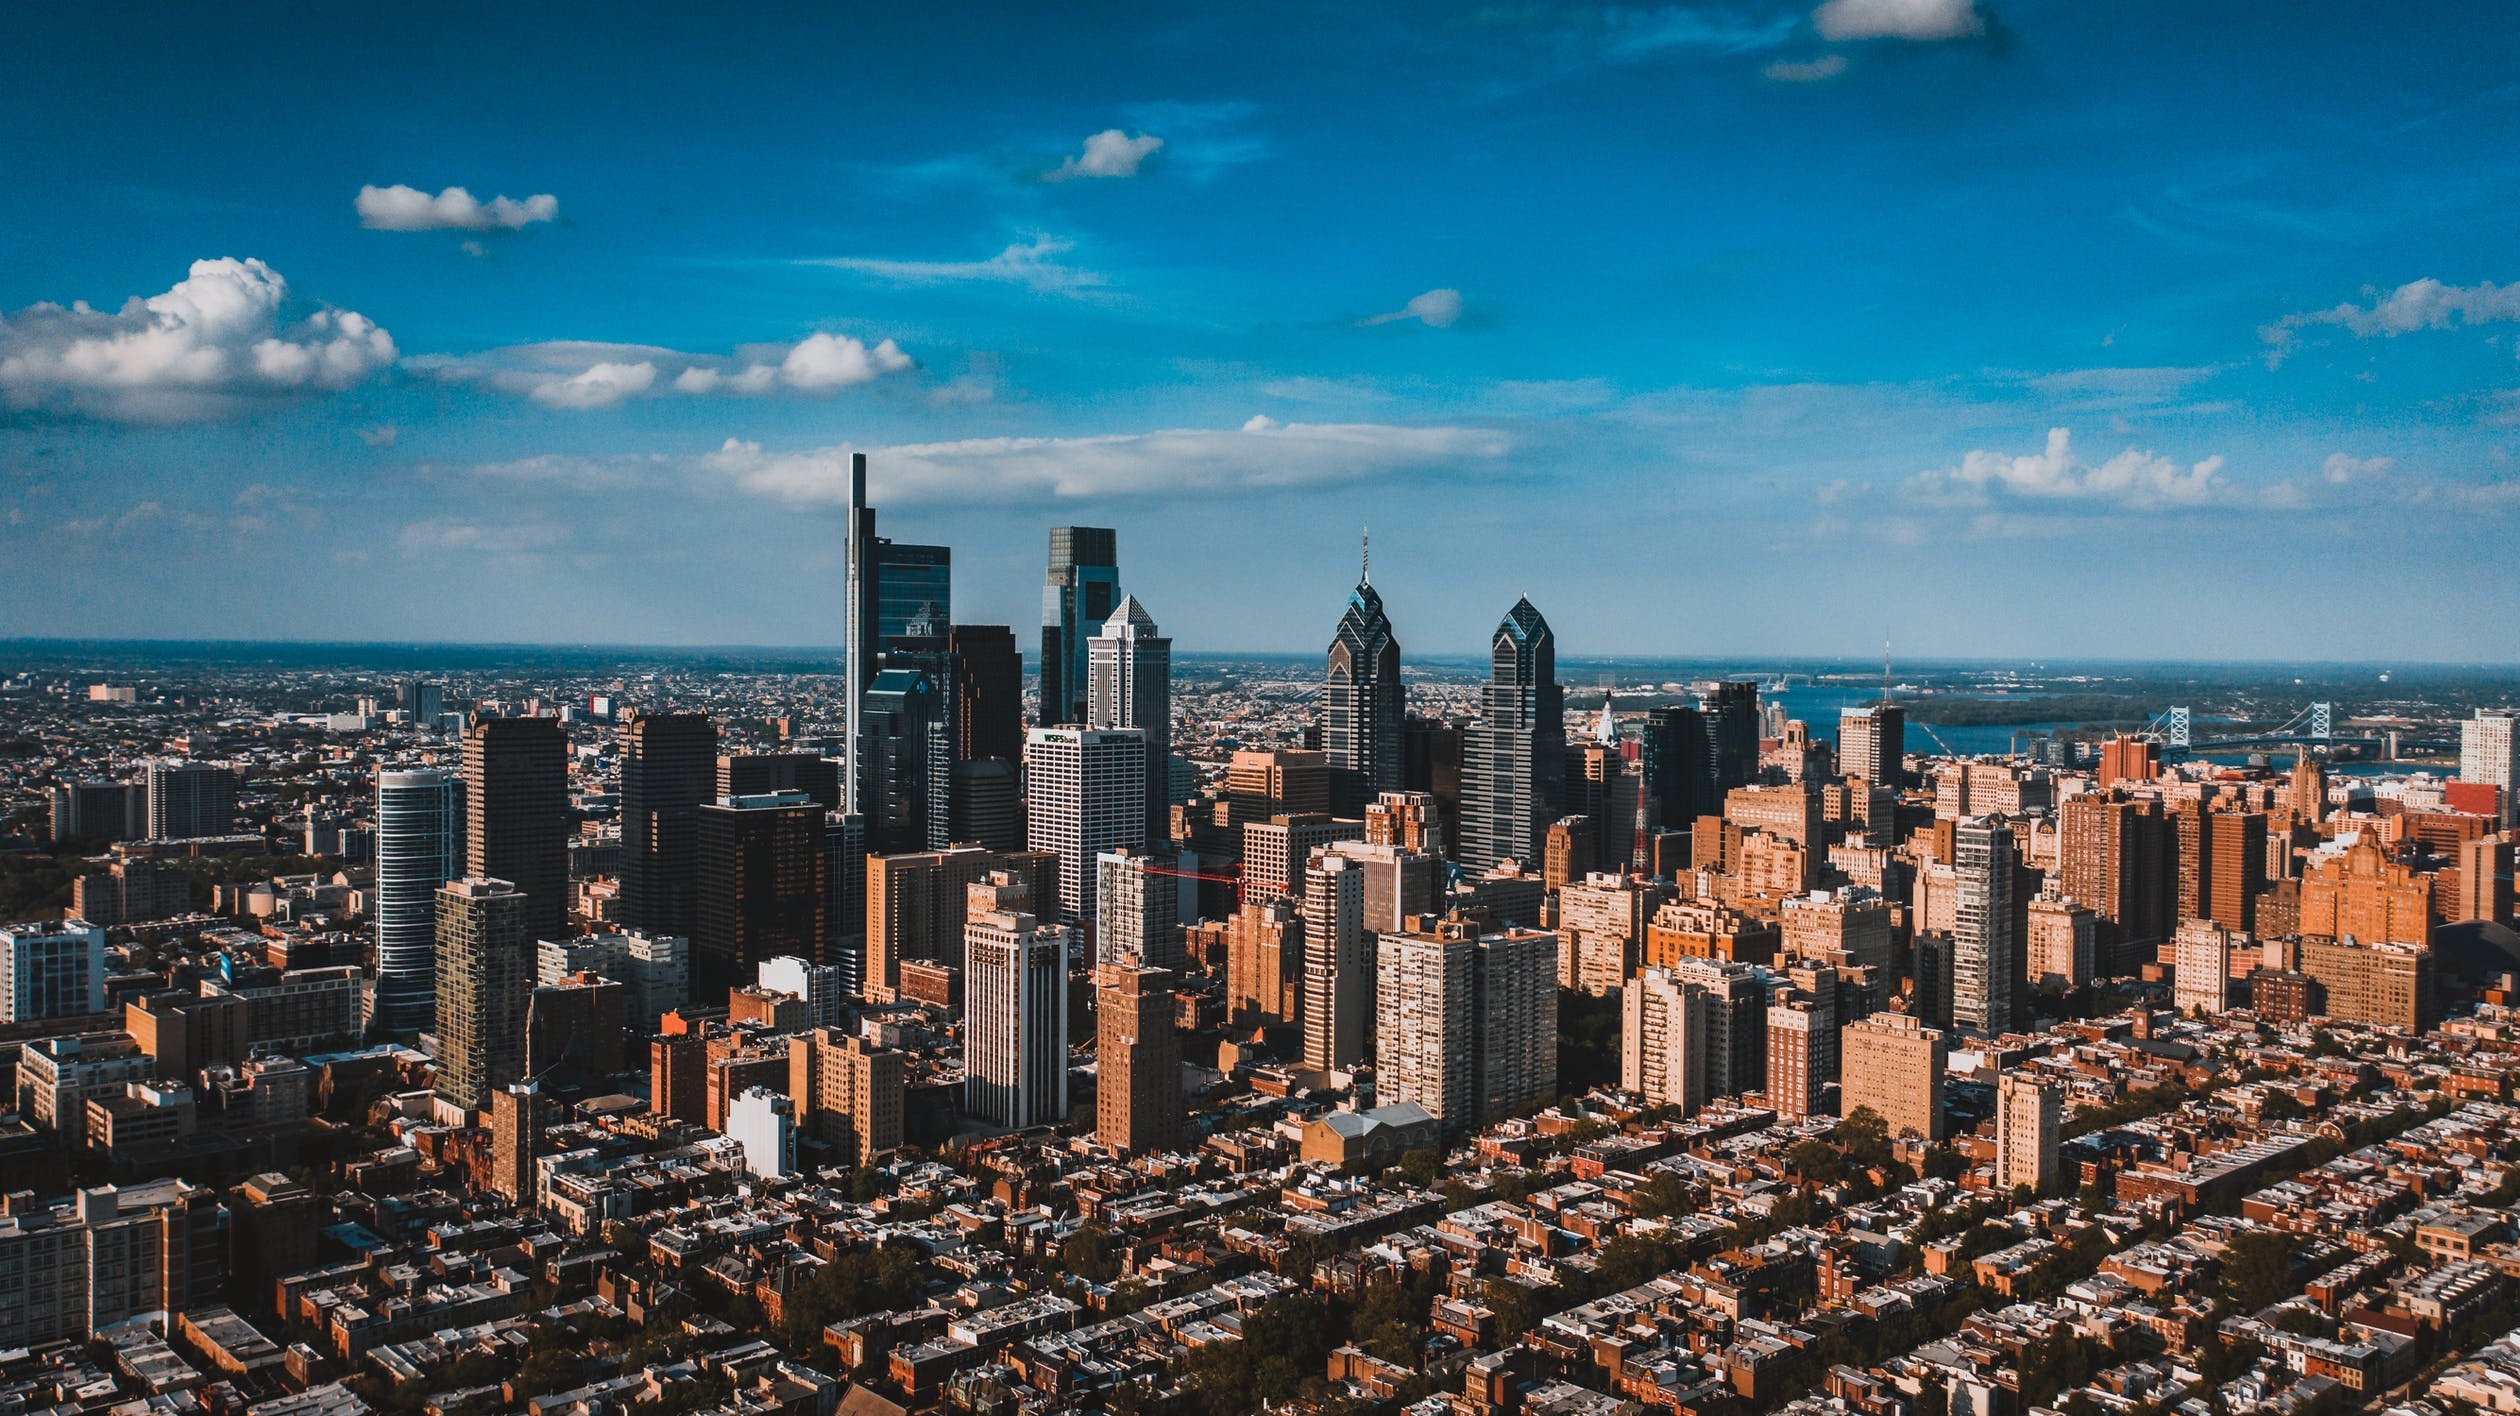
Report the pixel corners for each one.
[4,0,2519,661]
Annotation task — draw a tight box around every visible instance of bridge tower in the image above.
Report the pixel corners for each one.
[2167,706,2191,750]
[2309,702,2331,740]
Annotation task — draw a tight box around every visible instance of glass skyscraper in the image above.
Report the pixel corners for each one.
[374,768,462,1032]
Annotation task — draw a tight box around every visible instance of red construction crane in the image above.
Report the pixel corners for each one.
[1138,859,1248,905]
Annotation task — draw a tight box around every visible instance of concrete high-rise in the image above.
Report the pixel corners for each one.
[488,1083,546,1203]
[620,712,717,939]
[1040,526,1120,728]
[145,762,238,841]
[1376,915,1557,1130]
[1951,817,2018,1035]
[1024,727,1147,926]
[1622,966,1713,1114]
[865,844,1051,1000]
[374,768,463,1032]
[1087,595,1173,841]
[2172,918,2235,1017]
[1461,598,1564,872]
[0,921,107,1024]
[1095,848,1182,969]
[1096,963,1183,1156]
[433,877,532,1110]
[964,875,1070,1130]
[1837,704,1906,788]
[1995,1072,2060,1193]
[2460,710,2520,828]
[788,1026,905,1165]
[1300,849,1370,1072]
[694,791,829,1000]
[1840,1011,1945,1142]
[463,716,569,945]
[1325,548,1404,814]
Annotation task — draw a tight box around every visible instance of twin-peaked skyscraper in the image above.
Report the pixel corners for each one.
[1324,540,1404,814]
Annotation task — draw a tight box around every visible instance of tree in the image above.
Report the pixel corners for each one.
[1063,1225,1123,1284]
[2219,1230,2295,1315]
[1594,1234,1684,1293]
[1397,1147,1443,1190]
[1631,1170,1693,1218]
[1243,1295,1334,1403]
[1837,1107,1894,1171]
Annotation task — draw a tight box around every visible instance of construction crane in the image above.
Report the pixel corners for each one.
[1138,858,1248,906]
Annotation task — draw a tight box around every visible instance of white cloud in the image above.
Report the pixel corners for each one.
[356,184,559,232]
[357,424,399,447]
[1813,0,1984,41]
[2263,278,2520,353]
[1764,54,1849,81]
[413,332,912,409]
[1361,288,1465,329]
[0,257,396,421]
[1914,427,2224,508]
[703,418,1509,506]
[809,236,1101,292]
[1044,129,1164,182]
[2322,452,2394,484]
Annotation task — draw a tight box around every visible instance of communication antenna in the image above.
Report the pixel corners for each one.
[1882,638,1893,706]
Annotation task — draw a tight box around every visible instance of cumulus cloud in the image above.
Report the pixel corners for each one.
[0,257,396,421]
[1913,427,2224,508]
[413,332,911,410]
[1764,54,1849,81]
[703,418,1509,506]
[1044,129,1164,182]
[809,236,1101,292]
[1361,288,1465,329]
[1813,0,1984,41]
[356,184,559,232]
[2322,452,2394,485]
[2262,278,2520,354]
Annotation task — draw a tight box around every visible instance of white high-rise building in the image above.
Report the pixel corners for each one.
[726,1086,797,1179]
[1095,848,1181,969]
[0,921,107,1024]
[1087,595,1173,841]
[1374,916,1557,1130]
[964,876,1071,1130]
[536,930,689,1030]
[1995,1071,2060,1193]
[1952,817,2017,1035]
[2171,918,2235,1017]
[2461,710,2519,827]
[375,769,462,1032]
[1301,849,1370,1072]
[1622,966,1713,1114]
[1024,727,1147,926]
[757,955,846,1028]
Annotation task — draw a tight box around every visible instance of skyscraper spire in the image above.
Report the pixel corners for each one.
[1361,525,1370,585]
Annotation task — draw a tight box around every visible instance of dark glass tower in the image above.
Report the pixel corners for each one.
[463,716,570,944]
[620,712,717,938]
[1040,527,1120,728]
[1461,598,1563,872]
[1705,679,1761,797]
[1325,544,1403,815]
[1641,705,1715,827]
[872,540,951,649]
[950,625,1026,767]
[695,791,828,1001]
[862,668,951,855]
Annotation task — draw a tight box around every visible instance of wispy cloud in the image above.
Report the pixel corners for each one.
[2263,277,2520,358]
[355,184,558,232]
[1812,0,1984,41]
[411,332,910,410]
[806,236,1104,293]
[1763,54,1848,82]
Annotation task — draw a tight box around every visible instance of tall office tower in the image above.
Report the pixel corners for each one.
[1243,814,1354,903]
[1376,916,1558,1130]
[1622,966,1713,1113]
[2172,918,2236,1016]
[1766,996,1827,1120]
[1665,956,1769,1098]
[719,753,842,810]
[861,668,951,855]
[1994,1072,2060,1193]
[2058,795,2177,971]
[2205,811,2268,934]
[950,624,1027,766]
[1640,705,1714,831]
[950,759,1024,853]
[1087,595,1173,841]
[433,877,531,1110]
[487,1083,546,1203]
[620,713,718,938]
[399,678,445,723]
[1461,598,1564,872]
[1227,896,1304,1024]
[865,845,1022,999]
[2461,709,2520,827]
[374,768,463,1032]
[871,539,951,647]
[1300,849,1370,1071]
[0,921,107,1024]
[1024,727,1147,926]
[1704,681,1761,797]
[826,814,868,996]
[463,716,569,945]
[1096,963,1183,1156]
[693,791,829,1001]
[788,1026,905,1165]
[1041,526,1121,728]
[1325,550,1405,814]
[1095,848,1181,968]
[1840,1011,1946,1142]
[1951,817,2018,1035]
[2025,896,2097,989]
[2289,753,2330,824]
[2454,836,2515,925]
[1346,840,1443,934]
[145,761,237,840]
[1837,704,1906,788]
[843,452,874,818]
[1365,791,1443,857]
[964,876,1071,1129]
[1404,716,1467,859]
[1228,749,1333,818]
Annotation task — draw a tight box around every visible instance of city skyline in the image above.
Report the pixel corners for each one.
[7,4,2520,658]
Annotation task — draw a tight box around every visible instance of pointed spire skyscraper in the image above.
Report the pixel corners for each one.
[1325,529,1404,814]
[1461,596,1564,872]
